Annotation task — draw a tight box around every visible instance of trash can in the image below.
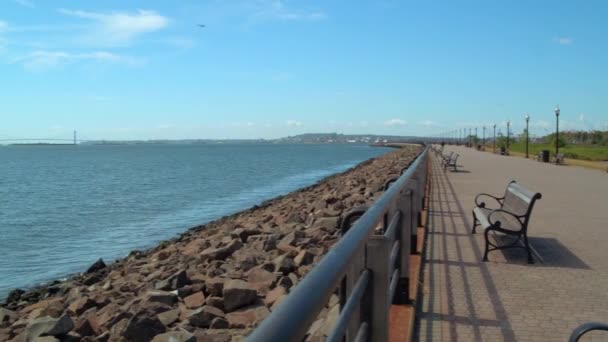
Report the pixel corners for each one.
[500,147,506,155]
[541,150,550,163]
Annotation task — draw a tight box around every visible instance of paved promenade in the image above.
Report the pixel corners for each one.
[416,146,608,341]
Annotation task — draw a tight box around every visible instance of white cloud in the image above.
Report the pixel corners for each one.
[419,120,437,127]
[11,0,34,8]
[59,9,169,46]
[228,121,256,127]
[14,50,141,71]
[250,1,327,23]
[553,37,573,45]
[286,120,303,127]
[384,119,408,126]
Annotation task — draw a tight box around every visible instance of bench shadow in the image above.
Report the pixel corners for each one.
[495,236,591,269]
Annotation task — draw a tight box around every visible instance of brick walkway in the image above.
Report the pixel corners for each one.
[416,146,608,342]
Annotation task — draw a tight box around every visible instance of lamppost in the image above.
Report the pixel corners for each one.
[525,114,530,158]
[506,120,510,153]
[469,128,472,146]
[475,127,478,148]
[493,124,496,152]
[483,125,486,149]
[555,105,560,158]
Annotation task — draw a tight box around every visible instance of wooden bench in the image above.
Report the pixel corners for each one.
[471,181,542,264]
[552,153,565,164]
[442,153,459,172]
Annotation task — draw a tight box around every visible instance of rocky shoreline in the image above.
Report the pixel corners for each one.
[0,145,422,342]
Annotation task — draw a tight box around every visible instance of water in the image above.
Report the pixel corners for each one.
[0,143,390,300]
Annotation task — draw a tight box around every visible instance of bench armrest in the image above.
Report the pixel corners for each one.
[474,193,504,208]
[487,209,523,231]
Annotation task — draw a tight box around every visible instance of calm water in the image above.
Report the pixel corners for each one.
[0,143,389,300]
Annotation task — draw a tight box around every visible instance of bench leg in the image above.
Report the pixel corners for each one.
[524,235,534,264]
[471,211,478,234]
[483,229,490,261]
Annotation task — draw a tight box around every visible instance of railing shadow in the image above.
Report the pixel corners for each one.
[415,157,516,341]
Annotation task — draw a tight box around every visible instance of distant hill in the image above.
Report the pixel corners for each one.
[77,133,420,145]
[277,133,418,144]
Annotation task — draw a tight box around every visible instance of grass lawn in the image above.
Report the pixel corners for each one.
[496,142,608,161]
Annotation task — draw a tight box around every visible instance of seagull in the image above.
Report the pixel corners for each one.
[198,24,205,28]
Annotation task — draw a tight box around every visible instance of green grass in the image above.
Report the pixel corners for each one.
[501,142,608,161]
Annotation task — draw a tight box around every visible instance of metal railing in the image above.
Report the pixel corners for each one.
[569,322,608,342]
[247,146,430,342]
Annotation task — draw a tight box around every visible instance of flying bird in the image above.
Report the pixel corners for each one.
[198,24,205,28]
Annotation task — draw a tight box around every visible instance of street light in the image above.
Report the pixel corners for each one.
[506,120,511,153]
[483,125,486,150]
[475,127,478,148]
[525,114,530,158]
[555,105,560,158]
[493,124,496,152]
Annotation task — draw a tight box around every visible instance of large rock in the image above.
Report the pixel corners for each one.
[142,290,178,306]
[193,331,231,342]
[222,280,257,312]
[157,309,180,326]
[74,315,101,337]
[123,311,166,342]
[264,286,287,306]
[5,289,25,305]
[67,296,96,315]
[294,249,314,267]
[155,270,190,291]
[246,268,277,285]
[24,314,74,340]
[273,255,296,275]
[276,231,305,253]
[0,307,17,325]
[200,239,243,262]
[86,259,106,273]
[205,278,225,297]
[183,292,205,309]
[187,306,225,328]
[225,303,270,329]
[151,330,196,342]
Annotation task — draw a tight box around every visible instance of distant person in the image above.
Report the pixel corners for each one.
[441,141,445,147]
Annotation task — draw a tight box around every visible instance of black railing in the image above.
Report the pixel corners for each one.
[247,146,429,342]
[569,322,608,342]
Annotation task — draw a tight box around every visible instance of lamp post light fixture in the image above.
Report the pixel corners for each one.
[506,120,511,153]
[493,124,496,153]
[555,105,560,158]
[525,114,530,158]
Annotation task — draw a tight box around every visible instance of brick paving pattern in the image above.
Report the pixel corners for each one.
[416,146,608,342]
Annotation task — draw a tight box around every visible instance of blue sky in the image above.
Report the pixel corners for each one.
[1,0,607,140]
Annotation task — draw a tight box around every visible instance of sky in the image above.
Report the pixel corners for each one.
[1,0,607,140]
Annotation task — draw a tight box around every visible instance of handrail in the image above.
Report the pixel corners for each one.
[247,146,429,342]
[569,322,608,342]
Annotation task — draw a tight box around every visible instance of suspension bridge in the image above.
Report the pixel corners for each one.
[0,131,90,145]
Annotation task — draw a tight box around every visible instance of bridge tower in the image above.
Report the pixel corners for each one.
[73,130,77,145]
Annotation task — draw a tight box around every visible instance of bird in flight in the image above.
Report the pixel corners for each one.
[198,24,205,28]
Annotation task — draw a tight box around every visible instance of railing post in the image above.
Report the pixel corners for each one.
[344,246,366,341]
[395,188,412,304]
[366,236,391,342]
